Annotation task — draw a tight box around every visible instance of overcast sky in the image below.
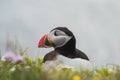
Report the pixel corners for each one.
[0,0,120,68]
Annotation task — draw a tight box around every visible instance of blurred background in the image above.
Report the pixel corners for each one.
[0,0,120,68]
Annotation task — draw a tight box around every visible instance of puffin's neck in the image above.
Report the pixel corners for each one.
[55,37,76,57]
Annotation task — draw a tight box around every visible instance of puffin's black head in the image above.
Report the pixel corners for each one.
[38,27,76,51]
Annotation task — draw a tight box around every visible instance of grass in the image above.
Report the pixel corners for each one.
[0,56,120,80]
[0,37,120,80]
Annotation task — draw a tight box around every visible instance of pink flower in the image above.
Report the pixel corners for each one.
[3,52,16,62]
[2,51,24,64]
[14,56,24,64]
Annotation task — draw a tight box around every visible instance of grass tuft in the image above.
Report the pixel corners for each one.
[0,37,120,80]
[0,58,120,80]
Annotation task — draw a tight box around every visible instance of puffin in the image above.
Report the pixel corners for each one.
[38,27,91,70]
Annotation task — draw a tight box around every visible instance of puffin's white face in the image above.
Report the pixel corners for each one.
[38,29,72,48]
[48,30,72,48]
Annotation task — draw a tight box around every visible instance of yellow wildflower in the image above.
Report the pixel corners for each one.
[73,75,81,80]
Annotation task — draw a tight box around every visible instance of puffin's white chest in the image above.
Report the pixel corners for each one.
[42,54,91,70]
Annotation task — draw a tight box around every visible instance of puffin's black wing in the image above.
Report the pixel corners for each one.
[75,49,89,60]
[43,51,57,63]
[43,49,89,63]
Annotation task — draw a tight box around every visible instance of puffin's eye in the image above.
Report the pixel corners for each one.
[54,31,58,36]
[53,30,66,36]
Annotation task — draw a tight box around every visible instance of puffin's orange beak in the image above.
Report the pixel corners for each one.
[38,33,53,48]
[38,34,48,48]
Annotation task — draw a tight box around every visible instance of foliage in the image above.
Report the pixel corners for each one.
[0,57,120,80]
[0,37,120,80]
